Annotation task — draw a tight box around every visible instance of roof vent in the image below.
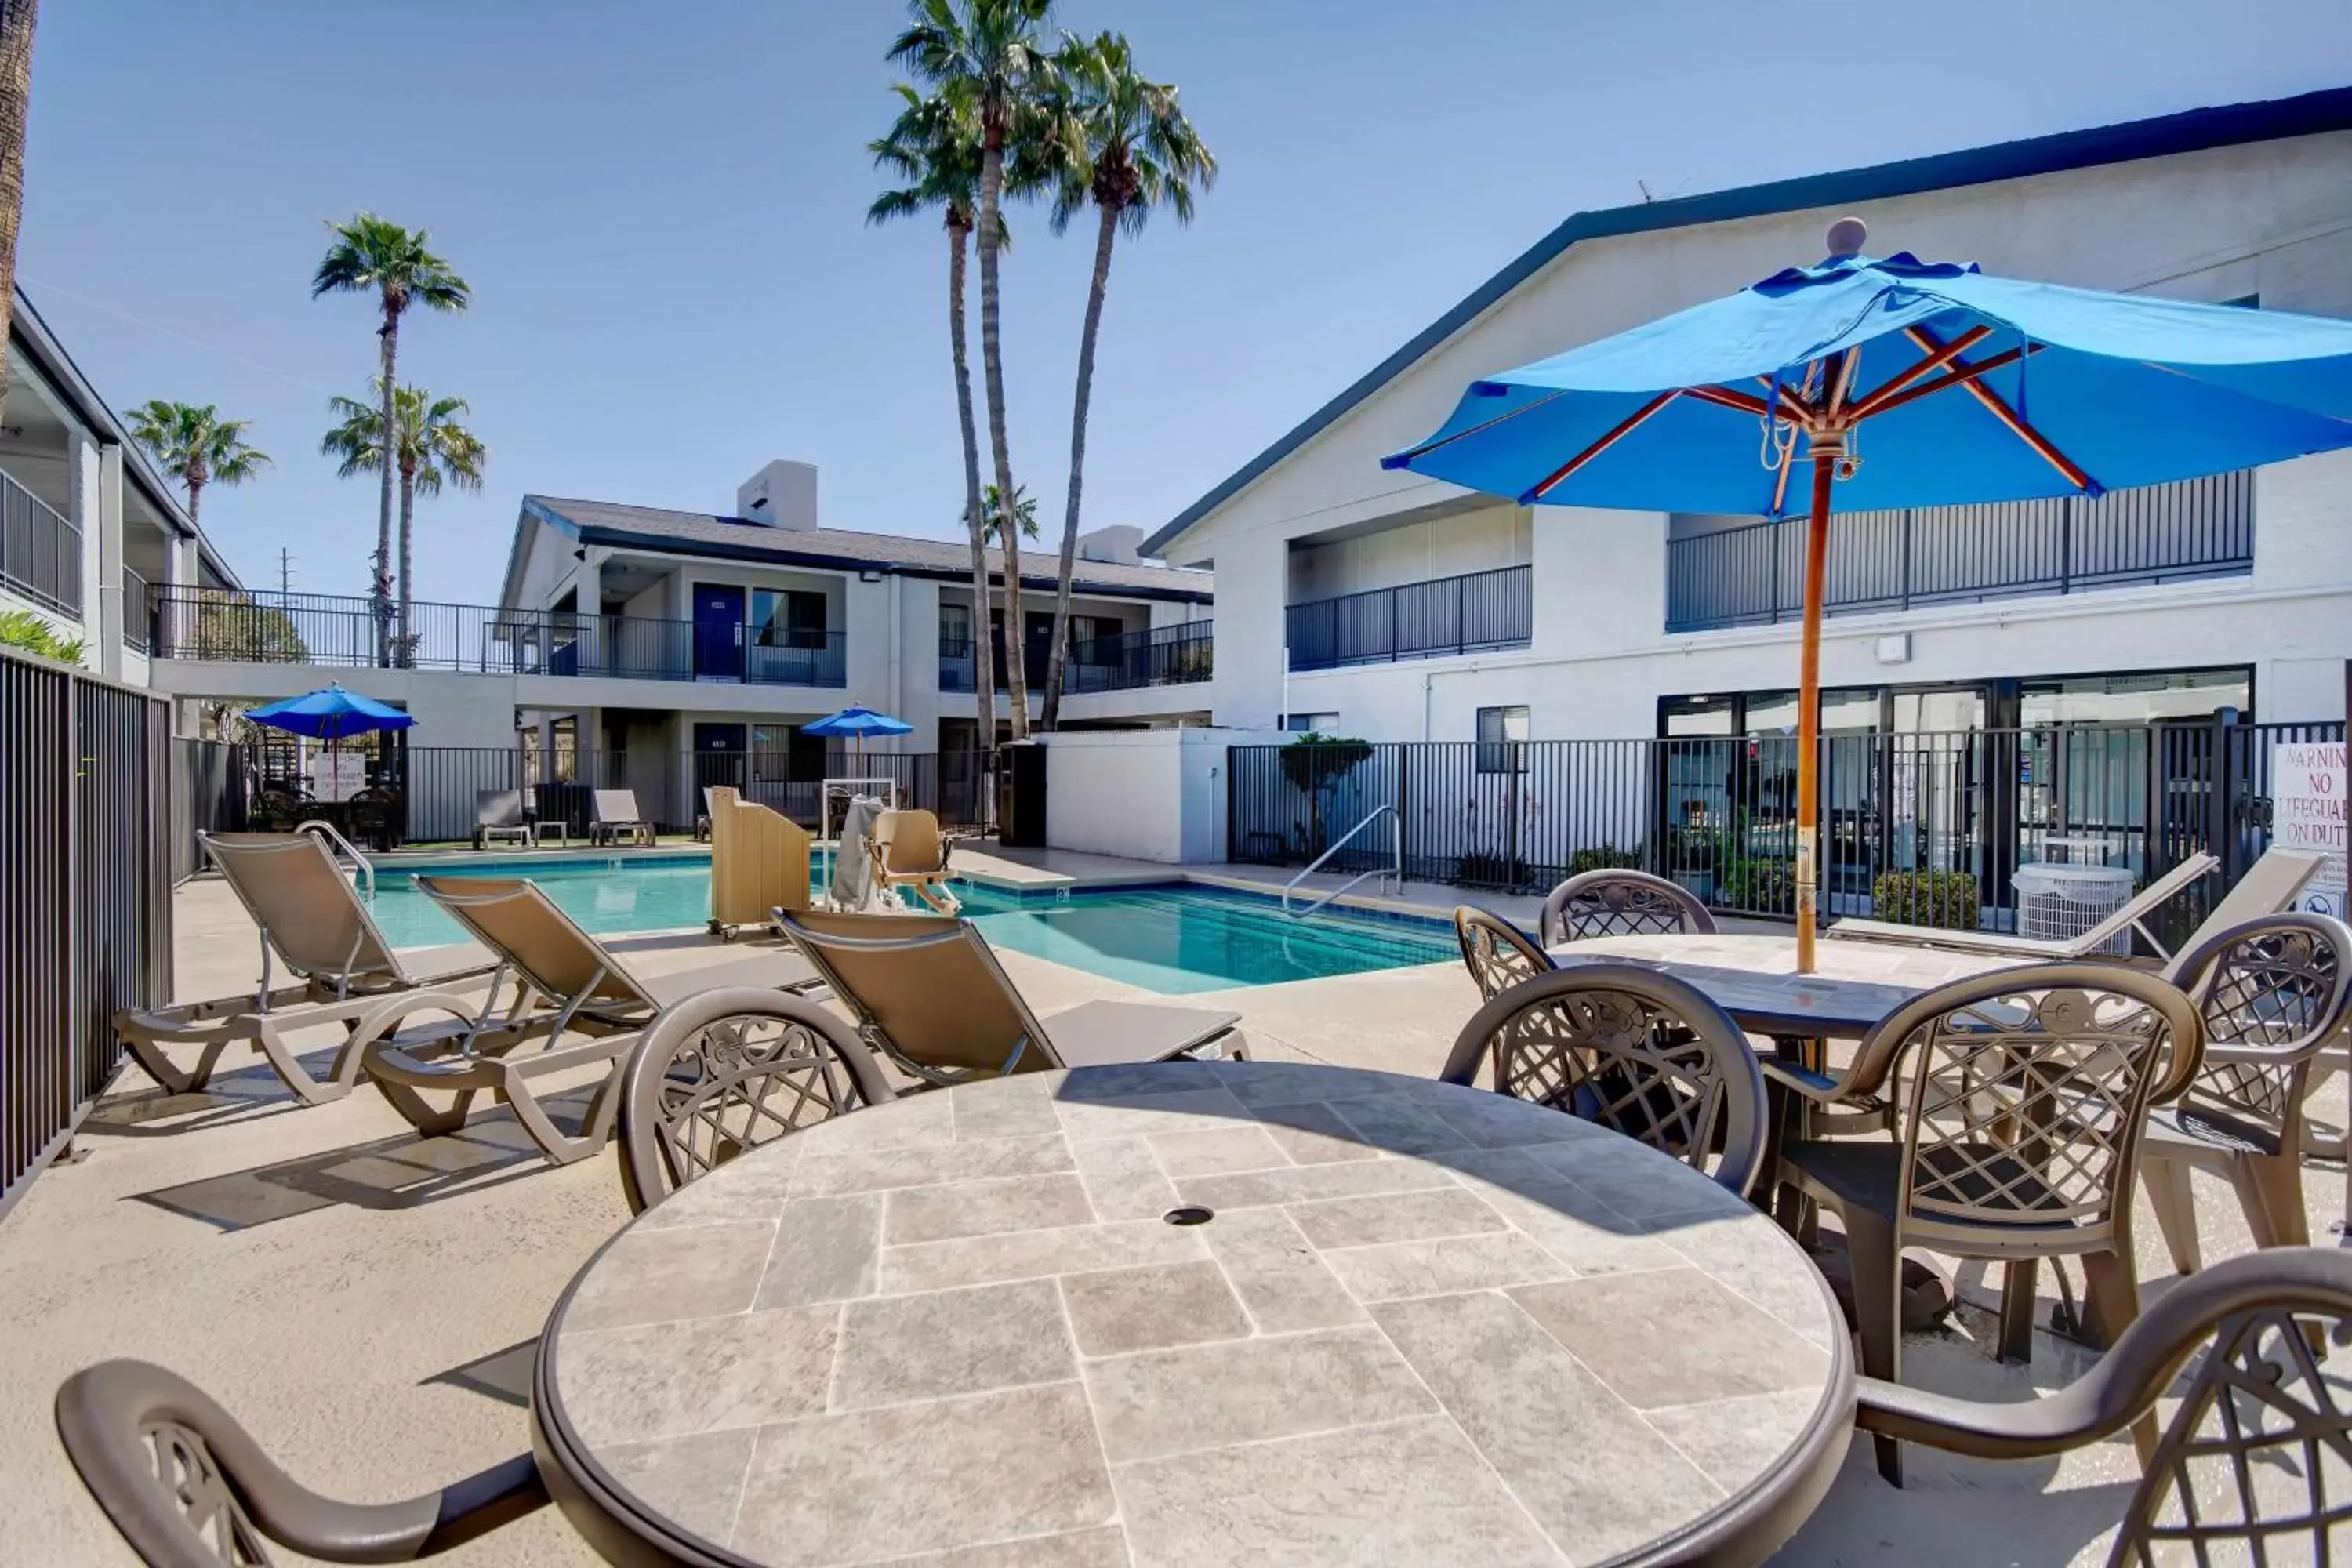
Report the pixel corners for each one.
[735,460,818,531]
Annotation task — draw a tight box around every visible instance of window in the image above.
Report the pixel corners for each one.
[1069,615,1120,658]
[1285,712,1340,735]
[2020,668,2251,727]
[752,588,829,648]
[1476,705,1529,773]
[938,602,972,651]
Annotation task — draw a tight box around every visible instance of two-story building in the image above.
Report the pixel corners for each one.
[1148,89,2352,756]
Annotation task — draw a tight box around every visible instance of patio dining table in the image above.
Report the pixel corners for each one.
[532,1061,1853,1568]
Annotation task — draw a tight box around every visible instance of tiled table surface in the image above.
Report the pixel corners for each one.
[537,1062,1853,1568]
[1548,931,2018,1037]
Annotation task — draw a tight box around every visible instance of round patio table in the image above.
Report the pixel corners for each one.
[533,1062,1853,1568]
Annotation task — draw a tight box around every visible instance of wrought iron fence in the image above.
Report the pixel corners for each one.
[1065,621,1213,693]
[1229,717,2343,949]
[1665,470,2256,633]
[149,586,848,688]
[937,637,1049,695]
[2,646,171,1218]
[0,466,82,617]
[1285,564,1532,671]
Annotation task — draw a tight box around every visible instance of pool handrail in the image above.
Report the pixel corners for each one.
[1283,804,1402,918]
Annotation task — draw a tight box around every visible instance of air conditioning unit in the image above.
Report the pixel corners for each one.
[2013,863,2135,956]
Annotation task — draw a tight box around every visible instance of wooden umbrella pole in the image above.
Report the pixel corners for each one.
[1793,436,1841,973]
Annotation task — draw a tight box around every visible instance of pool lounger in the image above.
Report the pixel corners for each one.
[775,908,1246,1087]
[349,876,822,1167]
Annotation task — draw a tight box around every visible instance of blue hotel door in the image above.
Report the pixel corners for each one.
[694,584,745,680]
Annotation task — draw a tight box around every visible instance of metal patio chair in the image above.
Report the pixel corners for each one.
[1541,868,1718,946]
[1452,905,1555,1000]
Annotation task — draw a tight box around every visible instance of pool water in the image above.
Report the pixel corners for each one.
[361,855,1456,994]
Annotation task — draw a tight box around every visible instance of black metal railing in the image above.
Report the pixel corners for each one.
[2,646,170,1218]
[149,586,848,688]
[0,466,82,618]
[1065,621,1213,694]
[1228,716,2341,950]
[122,569,151,652]
[1665,471,2256,633]
[1285,564,1531,671]
[937,636,1049,695]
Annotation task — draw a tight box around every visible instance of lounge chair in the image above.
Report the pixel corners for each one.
[471,789,534,850]
[350,876,822,1166]
[706,784,811,938]
[869,808,961,915]
[588,789,655,848]
[114,832,503,1108]
[1825,851,2226,960]
[775,909,1245,1086]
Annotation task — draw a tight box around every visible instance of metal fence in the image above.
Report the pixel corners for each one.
[1666,471,2255,632]
[148,586,849,688]
[1065,621,1213,694]
[122,570,151,652]
[1285,564,1533,671]
[1229,717,2343,948]
[2,646,171,1219]
[0,466,82,617]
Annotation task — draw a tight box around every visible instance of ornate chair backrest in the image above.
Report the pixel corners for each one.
[1863,964,2202,1247]
[1452,906,1555,1001]
[2164,913,2352,1144]
[1442,964,1768,1193]
[1541,869,1717,945]
[619,989,897,1214]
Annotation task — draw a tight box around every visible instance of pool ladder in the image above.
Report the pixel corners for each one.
[1282,805,1402,918]
[296,818,376,900]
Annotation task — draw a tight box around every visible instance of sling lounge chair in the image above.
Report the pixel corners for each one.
[589,789,655,848]
[472,789,534,850]
[707,785,812,938]
[869,808,960,915]
[1826,851,2223,961]
[775,909,1245,1086]
[114,832,503,1108]
[350,877,822,1166]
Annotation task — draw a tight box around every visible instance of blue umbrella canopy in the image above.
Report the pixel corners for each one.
[245,684,416,741]
[802,705,914,738]
[1384,218,2352,967]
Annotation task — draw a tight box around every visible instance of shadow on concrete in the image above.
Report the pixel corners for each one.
[425,1338,540,1409]
[78,1047,354,1138]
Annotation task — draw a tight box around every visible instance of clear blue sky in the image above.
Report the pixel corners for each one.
[20,1,2352,601]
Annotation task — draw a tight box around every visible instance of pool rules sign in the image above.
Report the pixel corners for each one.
[2274,741,2348,917]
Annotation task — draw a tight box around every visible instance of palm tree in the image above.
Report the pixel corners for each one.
[319,383,486,660]
[979,481,1039,545]
[870,82,1001,745]
[310,215,470,662]
[1038,31,1213,727]
[888,0,1057,739]
[0,0,38,425]
[126,401,270,529]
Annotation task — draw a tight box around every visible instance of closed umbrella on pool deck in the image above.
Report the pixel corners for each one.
[245,683,416,801]
[1383,217,2352,970]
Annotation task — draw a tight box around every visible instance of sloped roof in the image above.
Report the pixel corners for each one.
[519,495,1214,603]
[1145,85,2352,557]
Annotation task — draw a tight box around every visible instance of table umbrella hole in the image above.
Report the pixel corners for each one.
[1162,1206,1214,1227]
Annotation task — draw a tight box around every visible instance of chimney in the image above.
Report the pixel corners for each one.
[735,459,818,532]
[1076,524,1144,565]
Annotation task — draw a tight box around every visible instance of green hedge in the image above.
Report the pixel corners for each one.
[1569,845,1642,876]
[1871,869,1980,930]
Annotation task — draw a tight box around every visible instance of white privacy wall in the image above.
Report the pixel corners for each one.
[1042,728,1284,863]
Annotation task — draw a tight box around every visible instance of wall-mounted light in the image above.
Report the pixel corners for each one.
[859,569,884,583]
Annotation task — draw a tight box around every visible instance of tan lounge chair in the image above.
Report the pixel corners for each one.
[706,785,811,937]
[589,789,655,847]
[472,789,534,850]
[350,877,822,1165]
[869,808,961,915]
[114,832,502,1107]
[775,909,1244,1086]
[1826,851,2225,960]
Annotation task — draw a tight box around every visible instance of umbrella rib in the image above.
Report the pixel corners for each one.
[1769,434,1796,516]
[1901,325,2098,492]
[1845,325,1991,417]
[1683,384,1772,416]
[1387,386,1576,466]
[1525,390,1681,502]
[1849,341,2040,422]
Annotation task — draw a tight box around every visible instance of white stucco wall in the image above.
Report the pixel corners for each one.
[1042,728,1283,863]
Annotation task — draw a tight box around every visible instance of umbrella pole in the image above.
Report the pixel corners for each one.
[1793,441,1839,973]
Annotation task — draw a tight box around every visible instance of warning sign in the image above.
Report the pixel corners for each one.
[2273,742,2348,918]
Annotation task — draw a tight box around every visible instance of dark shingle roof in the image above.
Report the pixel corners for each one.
[522,495,1214,603]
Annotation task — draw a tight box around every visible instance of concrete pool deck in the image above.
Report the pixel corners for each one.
[0,863,2341,1564]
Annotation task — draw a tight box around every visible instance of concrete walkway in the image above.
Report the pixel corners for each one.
[0,869,2342,1564]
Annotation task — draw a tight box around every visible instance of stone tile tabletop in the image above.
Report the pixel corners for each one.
[1548,931,2017,1037]
[540,1062,1853,1567]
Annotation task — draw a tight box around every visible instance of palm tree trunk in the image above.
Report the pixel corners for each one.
[375,300,400,666]
[397,463,416,667]
[0,0,37,427]
[1043,201,1120,731]
[183,477,201,531]
[975,135,1029,738]
[949,222,997,750]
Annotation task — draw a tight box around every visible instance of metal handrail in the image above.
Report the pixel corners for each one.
[295,818,376,900]
[1283,804,1402,918]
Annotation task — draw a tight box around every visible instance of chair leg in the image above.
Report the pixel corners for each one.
[1842,1210,1905,1487]
[2142,1155,2203,1274]
[2241,1152,2310,1250]
[1998,1257,2040,1365]
[2079,1246,2156,1465]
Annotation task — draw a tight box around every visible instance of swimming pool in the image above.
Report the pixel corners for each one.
[361,855,1456,994]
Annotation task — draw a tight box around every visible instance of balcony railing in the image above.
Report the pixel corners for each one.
[1065,621,1213,693]
[151,586,847,688]
[937,637,1047,695]
[0,467,82,618]
[1285,564,1532,672]
[1664,470,2255,633]
[123,570,151,652]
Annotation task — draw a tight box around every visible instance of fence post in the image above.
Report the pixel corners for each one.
[1900,510,1912,611]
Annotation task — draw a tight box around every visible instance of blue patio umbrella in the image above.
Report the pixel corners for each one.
[1384,217,2352,966]
[803,704,913,764]
[246,684,414,801]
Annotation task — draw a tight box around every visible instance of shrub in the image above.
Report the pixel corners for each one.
[1569,845,1642,876]
[1457,851,1528,889]
[1872,869,1980,930]
[1278,734,1375,858]
[0,608,86,666]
